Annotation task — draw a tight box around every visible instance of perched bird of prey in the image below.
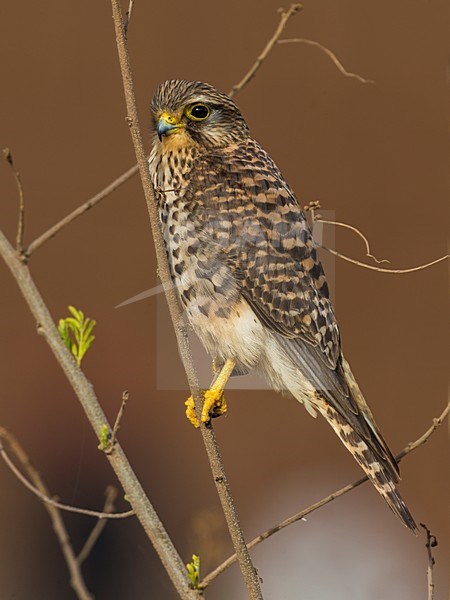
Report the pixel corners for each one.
[149,79,417,532]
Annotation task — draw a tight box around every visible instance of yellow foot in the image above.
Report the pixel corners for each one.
[185,390,228,428]
[202,388,227,424]
[185,396,199,428]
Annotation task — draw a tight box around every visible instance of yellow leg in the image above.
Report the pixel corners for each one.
[185,358,236,427]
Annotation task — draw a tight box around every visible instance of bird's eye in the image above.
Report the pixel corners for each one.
[185,103,210,121]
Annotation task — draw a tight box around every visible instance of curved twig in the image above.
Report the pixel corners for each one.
[322,245,449,274]
[305,201,448,273]
[317,218,390,264]
[278,38,375,84]
[0,436,134,519]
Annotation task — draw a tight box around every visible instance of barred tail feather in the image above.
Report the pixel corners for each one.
[316,402,418,533]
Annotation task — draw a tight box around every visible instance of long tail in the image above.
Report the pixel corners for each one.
[315,401,418,533]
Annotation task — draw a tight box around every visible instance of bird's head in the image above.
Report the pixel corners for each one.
[150,80,249,149]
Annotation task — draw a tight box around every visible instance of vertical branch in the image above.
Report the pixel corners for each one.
[109,1,263,597]
[3,148,25,252]
[420,523,437,600]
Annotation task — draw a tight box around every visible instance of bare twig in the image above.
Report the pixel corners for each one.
[123,0,134,38]
[200,401,450,588]
[0,435,133,519]
[77,486,118,566]
[110,1,262,597]
[229,4,302,97]
[105,390,129,454]
[322,245,449,274]
[0,427,93,600]
[278,38,375,84]
[397,402,450,457]
[26,163,139,257]
[0,229,198,600]
[3,148,25,252]
[318,218,390,264]
[420,523,437,600]
[304,201,449,273]
[305,199,389,264]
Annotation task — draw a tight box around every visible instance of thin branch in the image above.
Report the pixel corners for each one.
[109,1,262,597]
[420,523,437,600]
[306,199,389,263]
[396,402,450,457]
[105,390,129,454]
[3,148,25,252]
[0,229,198,600]
[0,427,93,600]
[123,0,134,38]
[317,219,390,264]
[26,163,139,257]
[229,4,302,97]
[304,201,449,273]
[278,38,375,84]
[200,401,450,588]
[0,435,133,519]
[77,486,118,566]
[322,245,449,274]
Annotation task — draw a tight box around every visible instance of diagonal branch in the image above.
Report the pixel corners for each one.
[200,401,450,588]
[0,427,93,600]
[0,229,198,600]
[25,163,139,257]
[104,390,129,454]
[109,1,262,597]
[229,3,302,97]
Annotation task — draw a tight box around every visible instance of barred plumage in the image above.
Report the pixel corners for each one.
[149,79,417,532]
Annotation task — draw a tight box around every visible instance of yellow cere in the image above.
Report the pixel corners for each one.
[159,111,179,125]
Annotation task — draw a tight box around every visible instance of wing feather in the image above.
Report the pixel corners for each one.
[206,140,399,472]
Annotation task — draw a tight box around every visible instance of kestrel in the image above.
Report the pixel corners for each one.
[149,80,417,532]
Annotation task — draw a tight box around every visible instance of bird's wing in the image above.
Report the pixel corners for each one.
[218,143,399,474]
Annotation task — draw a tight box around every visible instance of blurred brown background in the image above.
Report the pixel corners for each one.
[0,1,448,599]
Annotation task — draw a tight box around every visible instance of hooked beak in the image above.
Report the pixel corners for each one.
[157,112,183,141]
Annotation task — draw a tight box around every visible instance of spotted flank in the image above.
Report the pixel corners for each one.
[149,79,417,533]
